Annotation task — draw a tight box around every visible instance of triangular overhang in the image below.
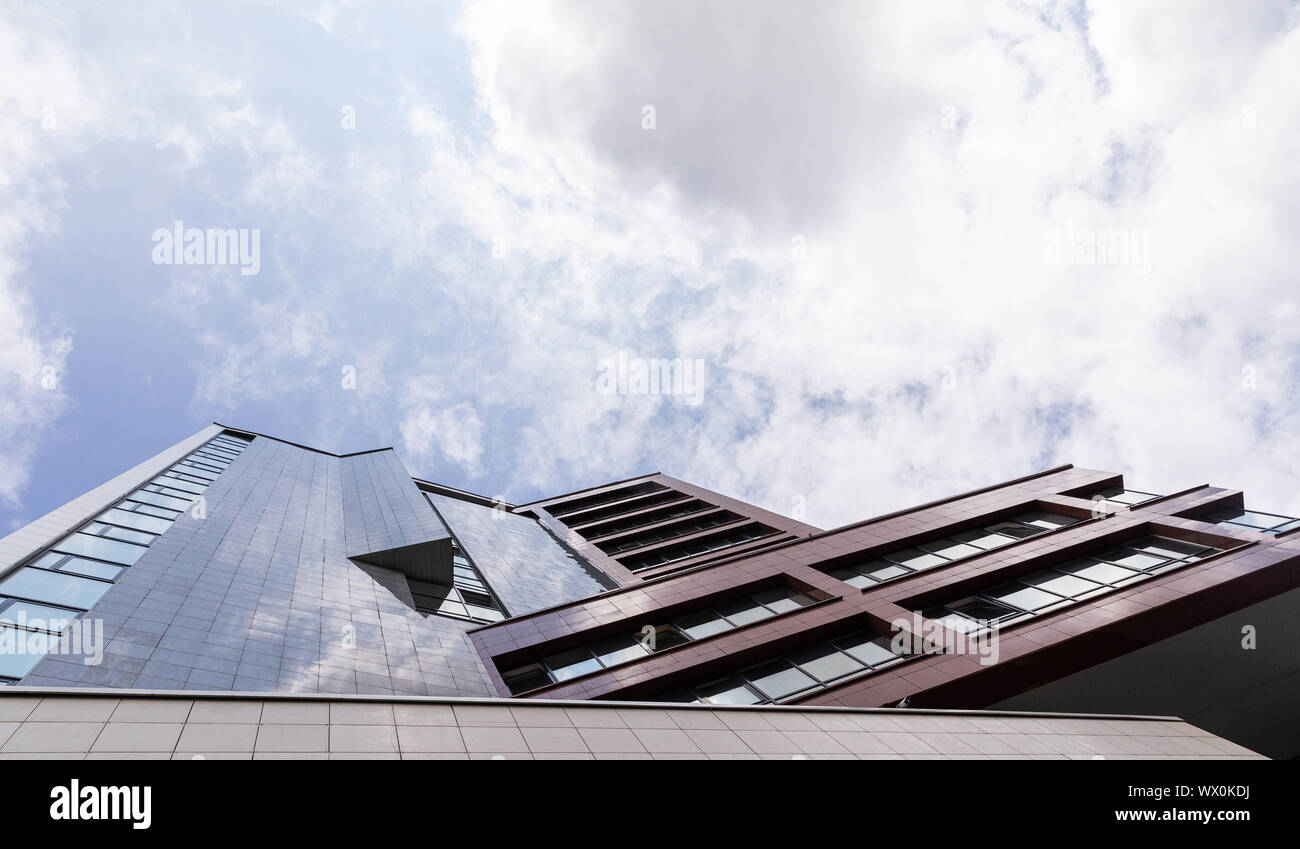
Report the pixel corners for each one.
[349,537,455,586]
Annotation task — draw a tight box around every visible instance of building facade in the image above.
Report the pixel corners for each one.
[0,424,1291,758]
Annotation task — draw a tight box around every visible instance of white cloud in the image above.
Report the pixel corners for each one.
[399,377,486,475]
[11,0,1299,530]
[437,0,1300,523]
[0,4,100,506]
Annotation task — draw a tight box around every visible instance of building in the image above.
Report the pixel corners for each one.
[0,423,1287,759]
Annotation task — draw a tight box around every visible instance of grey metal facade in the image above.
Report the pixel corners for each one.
[11,429,618,697]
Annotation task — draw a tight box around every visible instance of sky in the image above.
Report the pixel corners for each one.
[1,0,1299,535]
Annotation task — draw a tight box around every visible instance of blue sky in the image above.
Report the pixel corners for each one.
[3,0,1300,534]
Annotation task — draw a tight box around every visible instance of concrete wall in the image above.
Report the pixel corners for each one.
[0,689,1261,759]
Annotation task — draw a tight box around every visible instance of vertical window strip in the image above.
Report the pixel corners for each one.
[0,433,252,683]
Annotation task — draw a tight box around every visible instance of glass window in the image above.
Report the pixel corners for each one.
[742,659,818,700]
[716,597,775,627]
[0,568,112,610]
[97,508,172,534]
[752,587,815,613]
[1018,511,1077,530]
[645,624,689,652]
[864,562,910,581]
[125,490,194,511]
[543,648,602,682]
[432,598,467,618]
[145,483,203,501]
[1065,560,1141,586]
[926,608,983,634]
[591,633,650,667]
[50,533,148,566]
[0,599,79,633]
[647,627,900,706]
[988,583,1066,612]
[953,529,1017,549]
[984,522,1040,539]
[694,676,763,705]
[787,644,865,682]
[1092,487,1159,506]
[0,628,55,679]
[164,469,213,485]
[919,540,984,560]
[1096,547,1167,571]
[172,461,218,476]
[1226,510,1277,528]
[82,522,155,546]
[464,605,504,622]
[503,664,552,695]
[950,597,1022,623]
[120,502,180,519]
[918,534,1220,634]
[886,549,947,570]
[152,476,206,495]
[1025,571,1104,598]
[179,456,224,471]
[830,566,874,589]
[824,510,1081,589]
[459,589,494,608]
[43,555,124,581]
[832,631,902,666]
[1132,538,1209,559]
[674,610,731,640]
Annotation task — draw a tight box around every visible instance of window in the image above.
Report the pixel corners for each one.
[1207,508,1300,535]
[919,534,1219,634]
[547,481,668,518]
[30,552,124,581]
[0,432,251,683]
[146,478,205,497]
[558,489,685,527]
[621,524,778,572]
[97,508,172,534]
[406,535,506,624]
[655,628,904,705]
[675,610,731,640]
[1091,487,1160,506]
[116,501,180,520]
[0,598,80,633]
[124,489,194,512]
[49,533,149,566]
[499,584,821,694]
[581,500,711,539]
[744,659,818,700]
[591,633,649,666]
[598,512,740,554]
[79,521,156,546]
[827,510,1082,589]
[0,628,58,680]
[693,676,764,705]
[0,595,81,679]
[501,664,552,695]
[667,585,816,642]
[0,567,114,610]
[542,648,604,682]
